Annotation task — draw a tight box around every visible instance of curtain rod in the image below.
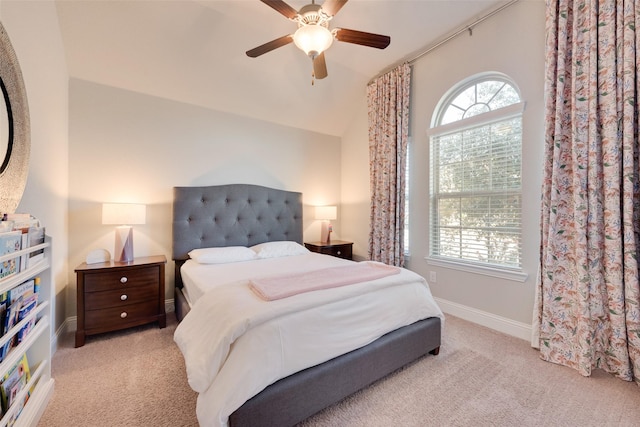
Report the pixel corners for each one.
[369,0,521,83]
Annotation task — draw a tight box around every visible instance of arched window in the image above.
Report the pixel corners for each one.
[428,73,524,273]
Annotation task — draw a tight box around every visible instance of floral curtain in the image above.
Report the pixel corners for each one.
[366,63,411,267]
[537,0,640,383]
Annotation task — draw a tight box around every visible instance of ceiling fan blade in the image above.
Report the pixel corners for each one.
[246,35,293,58]
[335,28,390,49]
[260,0,298,20]
[321,0,348,17]
[313,52,328,79]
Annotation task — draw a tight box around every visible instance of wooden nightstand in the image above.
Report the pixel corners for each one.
[304,240,353,260]
[75,255,167,347]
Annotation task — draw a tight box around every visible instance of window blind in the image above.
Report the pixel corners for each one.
[430,116,522,268]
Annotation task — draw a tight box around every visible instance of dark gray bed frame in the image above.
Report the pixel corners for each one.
[172,184,441,427]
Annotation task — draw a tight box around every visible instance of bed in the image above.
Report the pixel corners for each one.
[172,184,443,427]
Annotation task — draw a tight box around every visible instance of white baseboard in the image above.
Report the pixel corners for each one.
[435,297,532,341]
[51,316,76,354]
[165,298,174,314]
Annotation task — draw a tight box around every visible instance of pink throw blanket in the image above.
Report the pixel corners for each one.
[249,261,401,301]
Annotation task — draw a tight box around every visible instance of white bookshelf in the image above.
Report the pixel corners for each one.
[0,236,53,426]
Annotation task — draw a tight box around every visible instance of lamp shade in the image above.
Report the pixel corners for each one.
[293,25,334,57]
[315,205,337,221]
[102,203,146,225]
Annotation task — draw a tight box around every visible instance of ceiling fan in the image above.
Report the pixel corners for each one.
[246,0,391,82]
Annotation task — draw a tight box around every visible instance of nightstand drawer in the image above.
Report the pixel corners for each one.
[84,267,159,292]
[318,245,352,259]
[305,240,353,260]
[85,283,159,310]
[85,301,159,330]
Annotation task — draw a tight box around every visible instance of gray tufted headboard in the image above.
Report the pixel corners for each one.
[172,184,303,263]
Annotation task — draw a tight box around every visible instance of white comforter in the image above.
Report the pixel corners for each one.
[174,253,443,427]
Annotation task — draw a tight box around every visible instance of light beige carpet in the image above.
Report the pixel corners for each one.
[38,317,198,426]
[38,315,640,426]
[300,317,640,427]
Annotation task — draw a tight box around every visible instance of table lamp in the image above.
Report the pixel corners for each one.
[102,203,146,262]
[315,205,337,243]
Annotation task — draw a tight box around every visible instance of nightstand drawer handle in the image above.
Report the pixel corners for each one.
[120,276,128,284]
[120,294,128,301]
[120,312,128,319]
[337,250,342,255]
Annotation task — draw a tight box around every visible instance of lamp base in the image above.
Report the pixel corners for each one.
[320,221,332,244]
[114,226,134,262]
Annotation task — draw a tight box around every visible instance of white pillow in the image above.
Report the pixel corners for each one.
[250,241,309,259]
[188,246,257,264]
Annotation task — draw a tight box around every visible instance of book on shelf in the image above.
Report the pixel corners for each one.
[33,277,40,295]
[0,278,36,362]
[26,226,45,268]
[0,232,21,280]
[0,296,6,363]
[7,280,34,306]
[0,353,30,415]
[0,290,6,321]
[0,297,21,363]
[16,293,37,344]
[0,221,12,234]
[5,396,24,427]
[3,298,20,334]
[17,234,27,274]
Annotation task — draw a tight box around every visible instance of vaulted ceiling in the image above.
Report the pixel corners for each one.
[55,0,505,136]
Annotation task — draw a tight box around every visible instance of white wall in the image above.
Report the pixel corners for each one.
[341,0,545,333]
[0,1,70,333]
[67,79,342,315]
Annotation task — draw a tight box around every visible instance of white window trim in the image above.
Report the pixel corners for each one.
[427,101,526,138]
[426,255,528,282]
[404,136,412,257]
[428,99,526,278]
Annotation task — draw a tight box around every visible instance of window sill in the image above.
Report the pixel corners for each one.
[425,256,528,282]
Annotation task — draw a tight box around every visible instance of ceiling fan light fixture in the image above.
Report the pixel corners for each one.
[293,24,334,58]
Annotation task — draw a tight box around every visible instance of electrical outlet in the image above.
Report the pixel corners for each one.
[429,271,437,283]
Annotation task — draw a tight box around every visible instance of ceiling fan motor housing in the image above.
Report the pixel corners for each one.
[296,4,332,26]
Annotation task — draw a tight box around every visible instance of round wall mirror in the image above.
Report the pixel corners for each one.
[0,22,30,214]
